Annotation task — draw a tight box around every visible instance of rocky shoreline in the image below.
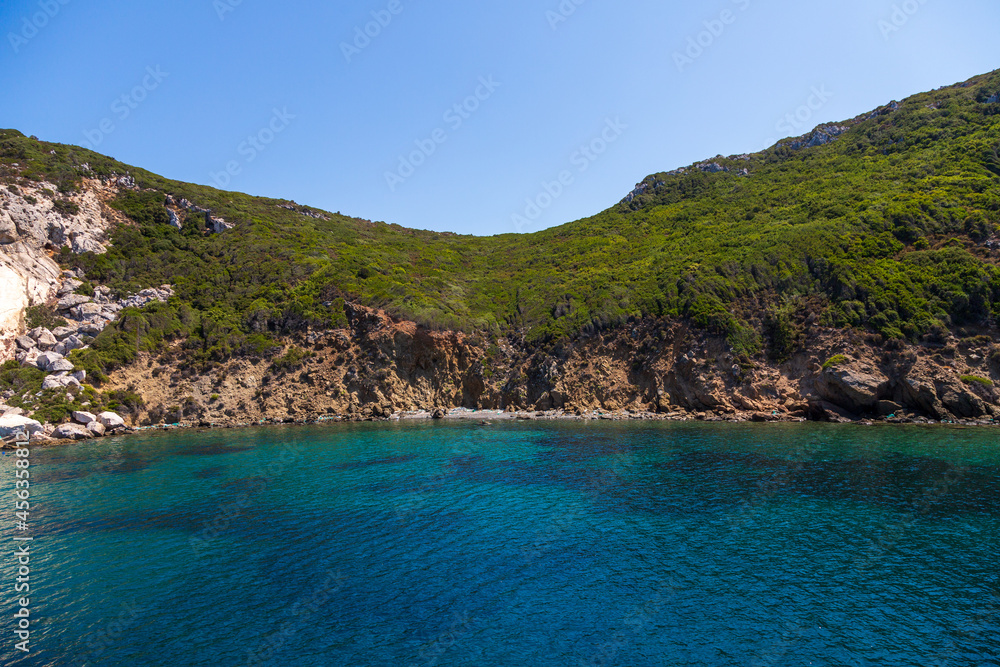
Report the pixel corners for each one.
[4,174,1000,447]
[3,405,996,449]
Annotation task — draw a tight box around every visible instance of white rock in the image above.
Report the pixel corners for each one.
[71,370,87,382]
[15,335,35,350]
[35,351,65,371]
[49,359,75,373]
[98,411,126,430]
[56,279,83,296]
[52,423,92,440]
[61,335,85,353]
[86,421,106,437]
[57,294,91,311]
[41,375,80,391]
[71,302,103,320]
[51,326,77,340]
[72,411,97,425]
[17,349,40,367]
[78,322,104,336]
[29,327,57,348]
[0,415,43,437]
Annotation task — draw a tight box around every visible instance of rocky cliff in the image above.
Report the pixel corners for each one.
[0,175,128,361]
[95,301,1000,428]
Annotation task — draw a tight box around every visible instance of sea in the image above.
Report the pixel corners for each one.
[1,421,997,666]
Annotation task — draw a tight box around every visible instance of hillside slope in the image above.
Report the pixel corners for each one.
[3,69,1000,433]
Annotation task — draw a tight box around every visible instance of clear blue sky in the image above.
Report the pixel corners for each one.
[1,0,997,236]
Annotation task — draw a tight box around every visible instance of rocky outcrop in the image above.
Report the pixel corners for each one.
[0,178,129,362]
[783,125,849,150]
[98,411,126,431]
[72,410,97,425]
[696,161,728,173]
[52,423,93,440]
[0,415,43,437]
[814,364,889,414]
[11,279,173,385]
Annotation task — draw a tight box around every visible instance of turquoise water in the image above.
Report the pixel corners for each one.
[1,422,998,666]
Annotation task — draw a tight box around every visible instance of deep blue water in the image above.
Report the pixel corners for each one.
[1,422,998,666]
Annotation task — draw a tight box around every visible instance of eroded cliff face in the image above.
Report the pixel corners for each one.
[102,303,1000,427]
[0,178,127,361]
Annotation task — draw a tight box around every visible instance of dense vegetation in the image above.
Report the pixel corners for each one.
[2,69,1000,378]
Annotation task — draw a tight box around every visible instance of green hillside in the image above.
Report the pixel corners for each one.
[3,68,1000,380]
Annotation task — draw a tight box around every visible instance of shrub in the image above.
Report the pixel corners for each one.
[52,199,79,217]
[104,389,145,415]
[764,305,797,361]
[822,354,848,370]
[960,375,994,387]
[270,346,311,372]
[25,305,67,330]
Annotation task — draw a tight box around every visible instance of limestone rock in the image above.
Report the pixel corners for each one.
[15,335,35,350]
[72,411,97,425]
[35,351,65,371]
[0,415,43,437]
[78,322,104,336]
[30,328,57,349]
[98,411,126,430]
[118,286,173,310]
[42,375,81,390]
[65,333,87,349]
[57,294,91,311]
[901,378,949,420]
[71,302,103,319]
[51,326,77,340]
[52,423,93,440]
[17,349,40,368]
[86,421,106,437]
[56,279,83,296]
[49,358,75,373]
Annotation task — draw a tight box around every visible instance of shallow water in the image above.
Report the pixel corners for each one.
[1,422,998,666]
